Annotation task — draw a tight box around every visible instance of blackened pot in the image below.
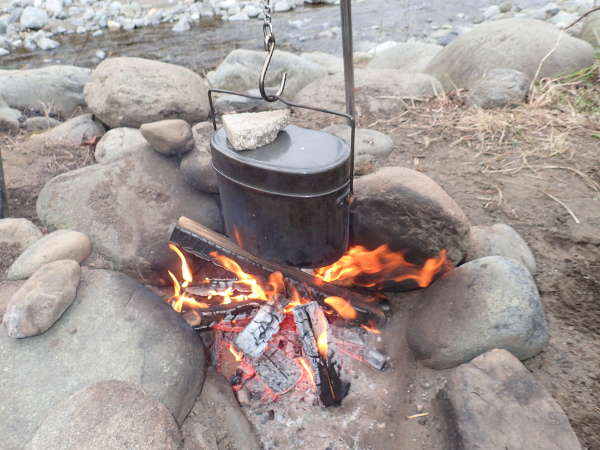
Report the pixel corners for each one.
[211,125,351,268]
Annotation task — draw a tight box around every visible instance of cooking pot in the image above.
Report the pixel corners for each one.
[208,90,355,268]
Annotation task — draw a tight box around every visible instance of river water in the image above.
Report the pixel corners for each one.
[1,0,547,71]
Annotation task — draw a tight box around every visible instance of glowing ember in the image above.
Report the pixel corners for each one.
[315,244,448,288]
[297,357,315,386]
[229,344,244,362]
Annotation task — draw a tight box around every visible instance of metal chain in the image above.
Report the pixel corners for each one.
[262,0,274,51]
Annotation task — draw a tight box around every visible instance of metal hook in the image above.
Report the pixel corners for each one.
[259,33,287,102]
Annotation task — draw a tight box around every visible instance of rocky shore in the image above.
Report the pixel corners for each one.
[0,0,599,58]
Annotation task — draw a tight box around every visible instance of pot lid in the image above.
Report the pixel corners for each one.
[210,125,351,196]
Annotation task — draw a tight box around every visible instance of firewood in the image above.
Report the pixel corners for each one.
[170,216,386,327]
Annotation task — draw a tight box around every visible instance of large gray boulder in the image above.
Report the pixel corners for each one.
[580,11,600,47]
[467,68,530,109]
[0,268,205,450]
[322,125,394,166]
[207,49,327,98]
[295,69,443,118]
[436,349,582,450]
[351,167,470,267]
[466,223,536,274]
[368,42,442,72]
[19,6,48,29]
[26,380,183,450]
[425,19,595,91]
[85,57,210,128]
[36,148,222,278]
[0,66,91,117]
[407,256,548,369]
[182,369,260,450]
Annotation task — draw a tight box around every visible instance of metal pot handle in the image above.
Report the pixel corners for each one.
[207,88,356,194]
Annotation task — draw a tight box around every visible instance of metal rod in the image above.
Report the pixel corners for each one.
[340,0,355,194]
[340,0,355,120]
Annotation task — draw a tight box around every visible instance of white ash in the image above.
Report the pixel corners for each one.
[223,109,290,151]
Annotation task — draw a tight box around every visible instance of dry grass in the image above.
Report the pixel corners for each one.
[373,63,600,197]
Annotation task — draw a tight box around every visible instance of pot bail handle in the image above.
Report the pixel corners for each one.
[207,88,356,194]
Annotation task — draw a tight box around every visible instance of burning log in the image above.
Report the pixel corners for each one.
[293,302,350,406]
[184,279,251,297]
[234,303,284,359]
[180,300,262,329]
[170,216,386,327]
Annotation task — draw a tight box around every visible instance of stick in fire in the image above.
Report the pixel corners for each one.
[169,216,386,328]
[293,302,350,406]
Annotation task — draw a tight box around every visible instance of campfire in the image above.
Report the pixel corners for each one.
[163,217,448,407]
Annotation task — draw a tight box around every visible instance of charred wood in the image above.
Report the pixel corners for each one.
[234,303,284,359]
[293,302,349,406]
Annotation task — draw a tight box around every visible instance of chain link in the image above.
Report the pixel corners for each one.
[262,0,274,51]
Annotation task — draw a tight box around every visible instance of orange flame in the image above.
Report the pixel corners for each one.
[169,243,193,288]
[315,245,448,289]
[317,328,328,360]
[324,296,358,320]
[297,357,315,386]
[229,344,244,362]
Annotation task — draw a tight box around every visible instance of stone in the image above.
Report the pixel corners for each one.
[425,19,595,91]
[407,256,548,369]
[140,119,194,156]
[84,57,210,128]
[26,380,183,450]
[179,122,219,194]
[3,260,80,338]
[301,51,343,74]
[45,0,64,17]
[466,224,536,274]
[36,148,222,279]
[580,11,600,47]
[467,68,530,109]
[23,116,61,131]
[182,369,260,450]
[180,147,219,194]
[95,127,152,164]
[207,49,327,98]
[550,11,578,29]
[322,125,393,167]
[0,65,90,117]
[7,229,91,280]
[0,281,24,321]
[30,113,106,146]
[499,1,512,13]
[436,349,582,450]
[0,269,204,450]
[172,15,191,32]
[483,5,501,20]
[36,36,59,50]
[19,6,48,29]
[295,69,443,118]
[351,167,470,267]
[223,109,290,150]
[0,104,22,132]
[0,218,43,254]
[367,42,442,72]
